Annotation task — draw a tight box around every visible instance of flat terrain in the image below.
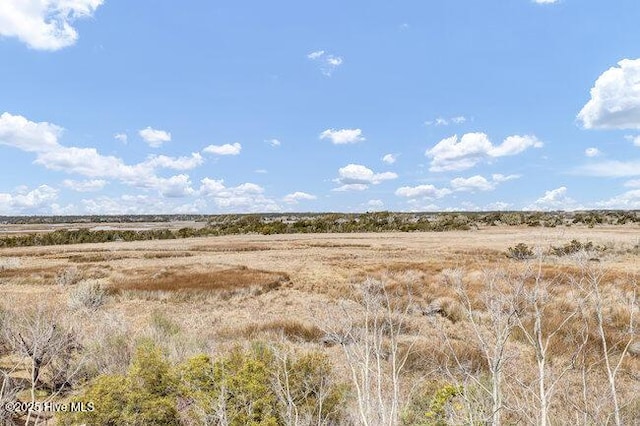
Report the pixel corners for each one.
[1,225,638,424]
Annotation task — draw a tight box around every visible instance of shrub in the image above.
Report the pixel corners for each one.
[402,382,464,426]
[67,280,107,311]
[549,239,600,256]
[55,266,81,286]
[60,340,179,426]
[506,243,534,260]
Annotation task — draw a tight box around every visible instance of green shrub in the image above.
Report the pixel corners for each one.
[60,340,179,426]
[506,243,534,260]
[402,382,463,426]
[549,239,600,256]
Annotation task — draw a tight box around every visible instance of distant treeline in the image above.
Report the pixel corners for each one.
[1,211,639,248]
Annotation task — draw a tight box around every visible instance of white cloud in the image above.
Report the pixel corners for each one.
[526,186,577,211]
[0,112,62,152]
[283,192,317,204]
[320,128,365,145]
[450,175,494,192]
[624,179,640,188]
[114,133,128,144]
[139,127,171,148]
[333,184,369,192]
[0,112,207,197]
[198,178,280,212]
[449,174,520,192]
[425,132,543,172]
[577,59,640,129]
[425,115,467,126]
[0,0,103,51]
[584,147,601,157]
[593,190,640,209]
[533,0,559,4]
[307,50,325,60]
[624,135,640,146]
[0,185,58,214]
[158,174,194,198]
[486,201,512,211]
[143,153,203,170]
[266,139,281,147]
[203,142,242,156]
[492,173,521,183]
[575,160,640,177]
[62,179,107,192]
[333,164,398,191]
[382,153,397,164]
[395,184,451,199]
[367,199,384,209]
[307,50,343,76]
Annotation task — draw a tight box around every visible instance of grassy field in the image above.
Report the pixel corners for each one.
[0,224,638,424]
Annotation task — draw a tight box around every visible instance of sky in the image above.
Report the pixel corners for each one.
[1,0,640,215]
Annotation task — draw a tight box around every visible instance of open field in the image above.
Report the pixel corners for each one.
[0,225,638,425]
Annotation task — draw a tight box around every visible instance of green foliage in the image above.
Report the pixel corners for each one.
[506,242,534,260]
[402,382,463,426]
[549,239,600,256]
[60,340,179,426]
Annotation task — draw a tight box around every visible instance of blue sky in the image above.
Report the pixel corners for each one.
[1,0,640,215]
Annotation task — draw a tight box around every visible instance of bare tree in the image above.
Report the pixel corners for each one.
[573,255,638,426]
[512,257,588,426]
[445,267,522,426]
[321,278,414,426]
[3,303,83,425]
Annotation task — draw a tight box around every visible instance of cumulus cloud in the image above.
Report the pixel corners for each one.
[0,112,206,197]
[395,184,451,199]
[333,164,397,191]
[450,175,495,192]
[0,112,61,152]
[139,127,171,148]
[266,139,281,147]
[320,128,365,145]
[0,0,103,51]
[585,147,601,157]
[143,153,203,170]
[198,178,280,211]
[526,186,577,211]
[0,185,58,214]
[593,190,640,209]
[425,132,543,172]
[533,0,559,4]
[158,174,194,198]
[382,154,397,164]
[307,50,343,76]
[283,192,317,204]
[624,179,640,188]
[62,179,107,192]
[577,59,640,129]
[203,142,242,156]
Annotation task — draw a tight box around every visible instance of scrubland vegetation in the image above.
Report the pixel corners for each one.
[1,210,639,248]
[0,223,638,425]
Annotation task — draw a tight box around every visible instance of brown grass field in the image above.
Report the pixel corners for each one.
[0,224,638,424]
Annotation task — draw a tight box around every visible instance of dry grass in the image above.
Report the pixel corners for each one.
[218,319,325,343]
[1,225,639,424]
[113,265,290,296]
